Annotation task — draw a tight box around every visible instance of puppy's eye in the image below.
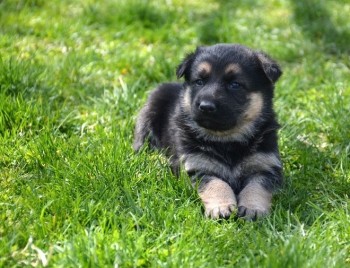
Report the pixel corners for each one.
[194,79,205,86]
[228,81,241,90]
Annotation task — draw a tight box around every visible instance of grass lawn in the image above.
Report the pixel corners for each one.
[1,0,349,267]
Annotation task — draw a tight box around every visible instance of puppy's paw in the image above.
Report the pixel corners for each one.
[237,180,272,221]
[198,178,237,219]
[237,205,269,221]
[204,202,236,219]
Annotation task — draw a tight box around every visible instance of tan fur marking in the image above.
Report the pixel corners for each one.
[242,92,263,121]
[183,153,241,180]
[243,152,281,173]
[225,63,242,74]
[198,178,237,219]
[238,179,272,218]
[182,87,191,112]
[197,61,212,75]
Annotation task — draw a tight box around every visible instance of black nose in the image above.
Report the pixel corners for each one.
[198,100,216,113]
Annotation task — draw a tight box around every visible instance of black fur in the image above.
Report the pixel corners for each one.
[134,44,283,220]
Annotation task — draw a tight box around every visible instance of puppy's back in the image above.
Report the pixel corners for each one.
[133,83,182,151]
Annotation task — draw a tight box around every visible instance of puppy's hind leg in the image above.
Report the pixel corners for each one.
[133,105,160,151]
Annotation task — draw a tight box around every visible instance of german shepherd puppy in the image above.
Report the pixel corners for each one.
[134,44,283,220]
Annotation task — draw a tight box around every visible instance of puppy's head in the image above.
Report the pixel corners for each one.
[177,44,282,140]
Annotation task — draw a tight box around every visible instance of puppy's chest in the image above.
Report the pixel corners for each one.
[182,141,256,181]
[201,142,255,170]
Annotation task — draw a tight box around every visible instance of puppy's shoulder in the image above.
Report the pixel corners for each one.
[143,82,183,117]
[149,82,183,101]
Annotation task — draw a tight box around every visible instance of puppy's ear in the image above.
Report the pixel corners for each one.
[176,52,196,79]
[255,51,282,83]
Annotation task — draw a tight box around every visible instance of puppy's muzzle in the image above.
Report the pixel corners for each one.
[197,100,217,113]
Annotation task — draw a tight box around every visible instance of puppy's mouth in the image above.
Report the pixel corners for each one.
[194,115,236,131]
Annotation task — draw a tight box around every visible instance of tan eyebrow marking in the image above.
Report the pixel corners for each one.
[225,63,242,74]
[197,61,212,75]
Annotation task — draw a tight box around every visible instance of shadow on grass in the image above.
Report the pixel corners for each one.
[0,0,45,11]
[291,0,350,54]
[196,1,234,44]
[196,0,257,44]
[84,0,174,30]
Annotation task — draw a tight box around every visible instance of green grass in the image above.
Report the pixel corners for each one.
[1,0,349,267]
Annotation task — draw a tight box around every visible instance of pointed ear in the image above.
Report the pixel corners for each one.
[176,52,196,79]
[255,51,282,83]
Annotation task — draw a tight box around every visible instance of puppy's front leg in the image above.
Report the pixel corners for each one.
[237,178,272,220]
[198,177,237,219]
